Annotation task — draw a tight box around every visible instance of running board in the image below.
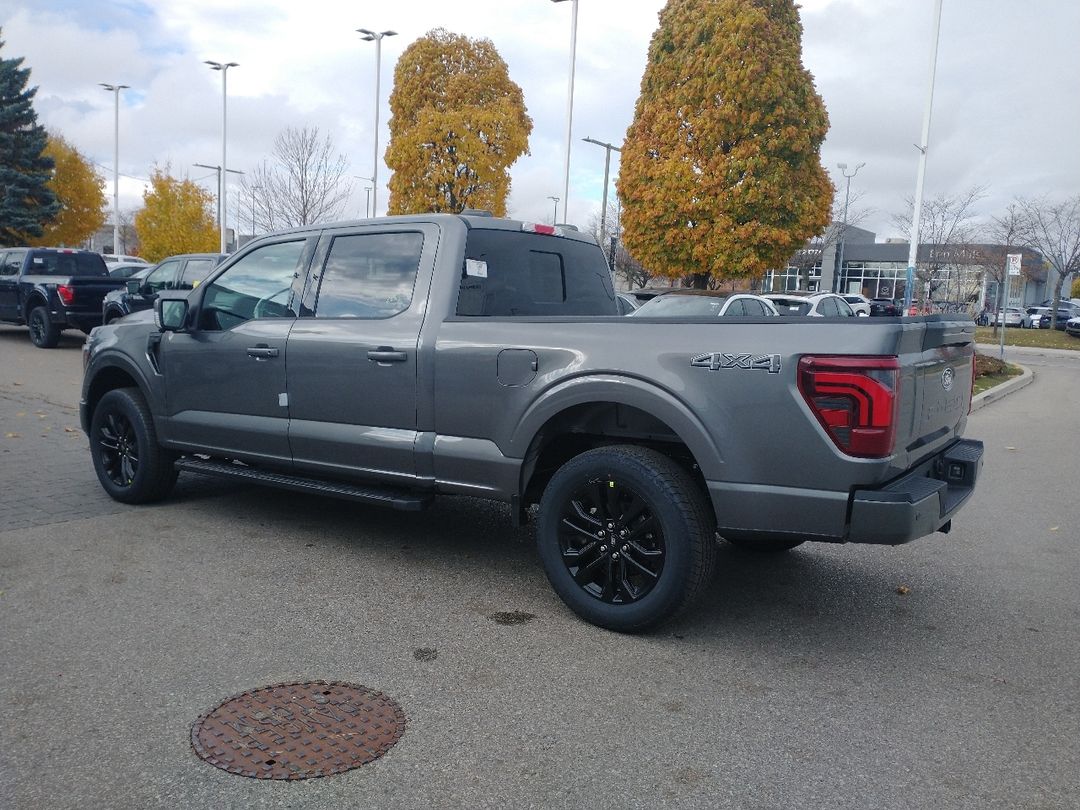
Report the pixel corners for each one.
[174,457,432,511]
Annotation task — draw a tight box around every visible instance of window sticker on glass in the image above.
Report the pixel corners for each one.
[465,259,488,278]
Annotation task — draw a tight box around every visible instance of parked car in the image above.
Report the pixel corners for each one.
[108,262,152,279]
[994,307,1023,327]
[1022,306,1051,329]
[630,289,778,318]
[615,292,639,315]
[102,253,143,267]
[1065,315,1080,338]
[841,294,872,317]
[1052,304,1080,330]
[764,292,856,317]
[869,298,902,317]
[0,247,124,346]
[102,253,227,324]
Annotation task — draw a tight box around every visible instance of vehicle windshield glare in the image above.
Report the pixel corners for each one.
[631,294,729,317]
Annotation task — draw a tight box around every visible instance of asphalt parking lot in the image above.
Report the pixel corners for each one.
[1,326,1078,809]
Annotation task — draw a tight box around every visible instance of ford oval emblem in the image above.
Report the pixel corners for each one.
[941,367,955,391]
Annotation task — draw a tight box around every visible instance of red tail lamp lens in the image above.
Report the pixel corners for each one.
[57,284,75,306]
[798,355,900,458]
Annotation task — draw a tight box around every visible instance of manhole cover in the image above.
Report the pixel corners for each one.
[191,681,406,780]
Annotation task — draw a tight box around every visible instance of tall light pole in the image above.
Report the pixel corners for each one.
[354,175,374,218]
[547,196,560,224]
[835,162,865,294]
[205,60,238,252]
[99,83,129,253]
[904,0,944,314]
[551,0,579,224]
[582,136,621,256]
[194,163,244,243]
[357,28,397,217]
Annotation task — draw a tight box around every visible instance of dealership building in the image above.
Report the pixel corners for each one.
[761,226,1049,309]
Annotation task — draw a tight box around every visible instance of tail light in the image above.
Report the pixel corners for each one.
[57,284,75,306]
[798,355,900,458]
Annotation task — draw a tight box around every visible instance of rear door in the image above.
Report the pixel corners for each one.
[286,224,436,482]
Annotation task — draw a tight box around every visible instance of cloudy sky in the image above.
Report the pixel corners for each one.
[2,0,1077,242]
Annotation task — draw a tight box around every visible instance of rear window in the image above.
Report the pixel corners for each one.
[633,294,728,317]
[771,298,812,316]
[456,229,617,317]
[26,250,108,277]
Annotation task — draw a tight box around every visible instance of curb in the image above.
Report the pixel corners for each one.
[970,364,1033,412]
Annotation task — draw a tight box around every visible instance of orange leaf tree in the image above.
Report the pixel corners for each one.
[385,28,532,216]
[618,0,833,286]
[134,167,217,262]
[28,133,106,247]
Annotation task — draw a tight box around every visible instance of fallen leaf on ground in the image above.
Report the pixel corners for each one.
[1005,446,1017,451]
[5,433,20,439]
[896,585,911,595]
[1049,527,1059,532]
[16,411,26,417]
[64,427,77,433]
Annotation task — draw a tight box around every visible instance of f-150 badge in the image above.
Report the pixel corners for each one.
[691,352,782,373]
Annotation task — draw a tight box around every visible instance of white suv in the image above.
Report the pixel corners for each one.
[765,292,857,318]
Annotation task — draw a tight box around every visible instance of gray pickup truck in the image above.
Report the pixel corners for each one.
[80,213,983,631]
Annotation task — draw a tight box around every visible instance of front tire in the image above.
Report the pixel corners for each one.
[28,306,60,348]
[536,445,716,632]
[90,388,178,504]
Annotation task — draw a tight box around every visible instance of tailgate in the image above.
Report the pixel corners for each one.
[902,318,975,456]
[65,276,126,312]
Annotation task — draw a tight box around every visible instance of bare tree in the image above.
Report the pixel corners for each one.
[971,204,1038,334]
[239,126,352,233]
[1016,194,1080,328]
[586,200,654,290]
[892,186,986,305]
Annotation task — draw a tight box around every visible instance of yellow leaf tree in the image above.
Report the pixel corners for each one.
[618,0,833,286]
[28,133,107,247]
[134,167,217,262]
[385,28,532,216]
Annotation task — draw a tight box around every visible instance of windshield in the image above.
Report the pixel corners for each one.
[631,294,729,317]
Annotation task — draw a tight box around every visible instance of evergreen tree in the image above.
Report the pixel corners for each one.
[0,31,59,242]
[618,0,833,285]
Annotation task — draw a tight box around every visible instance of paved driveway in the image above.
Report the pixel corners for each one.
[1,327,1077,809]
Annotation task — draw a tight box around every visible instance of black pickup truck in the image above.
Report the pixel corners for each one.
[0,247,123,347]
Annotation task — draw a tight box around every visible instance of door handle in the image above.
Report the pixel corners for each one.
[367,348,408,364]
[247,346,279,359]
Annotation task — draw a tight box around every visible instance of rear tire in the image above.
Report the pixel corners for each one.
[27,306,60,348]
[536,445,716,633]
[90,387,178,504]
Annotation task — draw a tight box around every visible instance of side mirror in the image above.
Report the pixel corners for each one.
[126,279,140,295]
[155,296,189,332]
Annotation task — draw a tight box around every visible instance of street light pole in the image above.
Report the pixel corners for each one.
[357,28,397,217]
[99,83,129,253]
[904,0,943,315]
[205,61,238,252]
[353,175,374,218]
[551,0,579,224]
[582,136,621,255]
[835,162,865,294]
[194,163,244,242]
[548,196,560,225]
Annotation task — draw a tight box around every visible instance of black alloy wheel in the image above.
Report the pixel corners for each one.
[89,388,177,504]
[537,445,716,632]
[28,306,60,348]
[556,475,667,605]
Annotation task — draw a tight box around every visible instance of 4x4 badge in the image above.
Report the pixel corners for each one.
[691,352,782,374]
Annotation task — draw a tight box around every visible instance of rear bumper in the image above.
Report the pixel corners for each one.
[847,438,984,545]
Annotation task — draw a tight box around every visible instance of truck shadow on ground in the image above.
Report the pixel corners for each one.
[0,325,86,349]
[173,482,961,657]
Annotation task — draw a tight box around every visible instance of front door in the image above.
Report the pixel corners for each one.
[0,250,26,320]
[286,226,435,483]
[158,237,312,465]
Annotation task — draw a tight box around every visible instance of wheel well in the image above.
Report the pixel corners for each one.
[86,367,140,421]
[521,402,709,508]
[23,293,48,319]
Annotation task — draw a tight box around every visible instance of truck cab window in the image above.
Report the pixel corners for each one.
[199,240,305,330]
[313,232,423,319]
[457,229,617,317]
